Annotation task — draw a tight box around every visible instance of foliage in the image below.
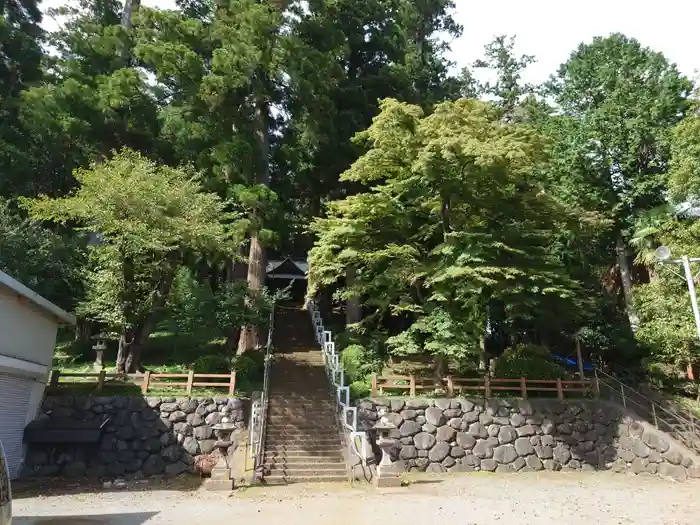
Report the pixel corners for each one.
[0,0,44,196]
[550,33,691,230]
[310,98,582,370]
[168,267,274,342]
[0,0,697,394]
[340,344,382,383]
[630,204,675,266]
[461,35,536,121]
[233,351,265,389]
[493,344,567,380]
[667,97,700,203]
[22,149,242,372]
[349,379,371,400]
[634,214,700,375]
[193,354,231,375]
[0,199,85,310]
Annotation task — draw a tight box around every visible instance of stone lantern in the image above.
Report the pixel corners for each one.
[91,332,107,370]
[205,420,237,491]
[373,408,401,488]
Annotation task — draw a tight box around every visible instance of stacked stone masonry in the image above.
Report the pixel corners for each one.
[357,397,700,481]
[23,396,247,480]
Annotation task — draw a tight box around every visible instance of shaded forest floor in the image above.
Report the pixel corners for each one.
[50,321,262,397]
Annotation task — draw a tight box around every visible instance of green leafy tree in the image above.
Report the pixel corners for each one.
[134,0,295,352]
[667,97,700,204]
[22,149,242,372]
[549,34,692,331]
[168,266,274,353]
[278,0,463,253]
[0,200,85,311]
[0,0,44,195]
[16,0,161,197]
[634,215,700,382]
[462,35,536,121]
[310,98,581,376]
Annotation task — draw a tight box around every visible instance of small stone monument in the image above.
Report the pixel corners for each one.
[205,420,237,491]
[373,408,401,488]
[91,332,107,370]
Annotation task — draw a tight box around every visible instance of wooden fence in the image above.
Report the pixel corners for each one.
[48,370,237,395]
[371,373,596,400]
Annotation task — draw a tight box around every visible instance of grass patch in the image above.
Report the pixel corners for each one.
[673,395,700,418]
[51,320,263,397]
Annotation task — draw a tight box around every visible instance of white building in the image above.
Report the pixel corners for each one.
[0,270,75,478]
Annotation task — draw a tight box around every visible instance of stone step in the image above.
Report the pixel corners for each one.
[266,421,338,429]
[264,451,344,461]
[266,437,342,447]
[273,356,324,361]
[274,354,324,359]
[266,433,340,442]
[264,473,348,484]
[264,461,346,471]
[264,443,343,454]
[267,407,336,413]
[266,411,336,419]
[265,467,347,477]
[266,422,337,431]
[267,406,336,413]
[270,372,327,378]
[266,423,339,431]
[267,401,336,406]
[209,469,232,481]
[274,357,324,360]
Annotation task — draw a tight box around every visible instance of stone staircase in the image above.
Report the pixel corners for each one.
[262,305,347,483]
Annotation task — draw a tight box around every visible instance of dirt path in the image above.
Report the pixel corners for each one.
[12,472,700,525]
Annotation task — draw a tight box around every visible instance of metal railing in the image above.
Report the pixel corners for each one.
[594,367,700,453]
[306,300,368,466]
[249,302,276,470]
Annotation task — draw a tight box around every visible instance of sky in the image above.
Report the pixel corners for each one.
[41,0,700,84]
[448,0,699,84]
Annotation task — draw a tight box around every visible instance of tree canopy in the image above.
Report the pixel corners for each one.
[0,1,697,391]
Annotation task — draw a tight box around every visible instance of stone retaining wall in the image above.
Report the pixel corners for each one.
[357,397,700,481]
[23,396,248,480]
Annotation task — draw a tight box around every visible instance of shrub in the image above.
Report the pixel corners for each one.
[233,351,265,386]
[494,344,566,380]
[349,379,371,400]
[341,344,367,380]
[193,354,231,374]
[341,343,383,383]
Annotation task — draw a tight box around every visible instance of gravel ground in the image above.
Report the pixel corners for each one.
[11,472,700,525]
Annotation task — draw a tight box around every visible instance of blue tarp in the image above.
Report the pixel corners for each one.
[552,354,594,371]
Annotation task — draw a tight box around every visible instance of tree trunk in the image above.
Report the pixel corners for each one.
[121,0,140,31]
[116,330,133,374]
[345,266,361,329]
[616,237,639,332]
[434,355,447,388]
[237,93,270,355]
[74,318,92,343]
[120,0,140,63]
[118,261,178,373]
[479,335,487,372]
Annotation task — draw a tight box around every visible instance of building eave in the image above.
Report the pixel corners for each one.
[0,270,76,325]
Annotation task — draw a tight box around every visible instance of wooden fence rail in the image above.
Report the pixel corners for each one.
[48,370,237,395]
[371,373,595,400]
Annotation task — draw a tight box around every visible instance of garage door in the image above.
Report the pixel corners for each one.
[0,373,33,479]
